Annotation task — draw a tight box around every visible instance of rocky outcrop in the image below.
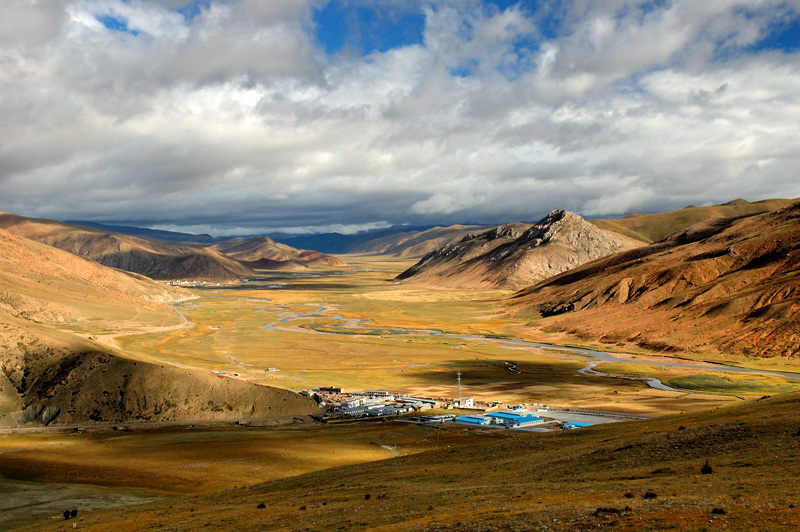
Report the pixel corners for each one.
[396,211,642,289]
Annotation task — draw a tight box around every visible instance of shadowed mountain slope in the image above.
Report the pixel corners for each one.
[0,229,318,427]
[39,391,800,531]
[210,236,347,268]
[0,314,318,427]
[589,197,795,243]
[0,213,253,282]
[510,201,800,359]
[396,211,642,288]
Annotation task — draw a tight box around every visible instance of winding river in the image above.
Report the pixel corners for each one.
[175,278,800,396]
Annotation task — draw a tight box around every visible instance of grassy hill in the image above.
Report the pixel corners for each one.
[589,198,795,243]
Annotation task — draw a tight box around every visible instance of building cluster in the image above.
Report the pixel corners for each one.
[160,280,221,288]
[304,388,439,419]
[303,387,596,431]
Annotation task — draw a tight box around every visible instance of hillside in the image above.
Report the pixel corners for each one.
[29,391,800,530]
[350,224,488,257]
[589,197,795,243]
[0,227,187,326]
[210,236,347,268]
[0,229,318,427]
[0,314,318,427]
[396,211,642,289]
[0,213,253,282]
[510,201,800,360]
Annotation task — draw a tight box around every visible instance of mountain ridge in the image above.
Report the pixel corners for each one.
[509,200,800,359]
[396,210,643,288]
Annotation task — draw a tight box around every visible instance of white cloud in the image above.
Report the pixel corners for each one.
[0,0,799,234]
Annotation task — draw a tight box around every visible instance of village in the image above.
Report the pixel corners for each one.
[300,386,645,431]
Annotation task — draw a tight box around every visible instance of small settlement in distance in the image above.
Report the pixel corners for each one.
[301,387,645,431]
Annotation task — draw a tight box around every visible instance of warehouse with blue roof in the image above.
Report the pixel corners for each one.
[486,411,545,427]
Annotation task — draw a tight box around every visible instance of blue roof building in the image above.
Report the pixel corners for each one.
[455,415,490,425]
[486,411,545,427]
[563,421,592,430]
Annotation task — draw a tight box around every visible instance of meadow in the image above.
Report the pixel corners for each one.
[113,255,762,415]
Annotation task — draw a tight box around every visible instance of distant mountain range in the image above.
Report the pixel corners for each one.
[0,213,253,282]
[1,214,346,282]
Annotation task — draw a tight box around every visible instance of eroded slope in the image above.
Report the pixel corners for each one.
[397,211,642,288]
[511,202,800,359]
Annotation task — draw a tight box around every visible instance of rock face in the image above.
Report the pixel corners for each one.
[211,237,348,268]
[396,211,642,289]
[510,201,800,359]
[0,213,253,282]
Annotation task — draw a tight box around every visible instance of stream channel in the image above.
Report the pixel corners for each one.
[182,276,800,396]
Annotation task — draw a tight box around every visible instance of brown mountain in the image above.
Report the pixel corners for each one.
[211,236,347,268]
[396,211,642,289]
[0,228,317,427]
[0,213,253,282]
[589,197,795,243]
[350,224,489,257]
[510,201,800,359]
[0,227,187,325]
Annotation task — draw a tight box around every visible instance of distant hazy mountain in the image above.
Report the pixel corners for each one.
[396,211,642,289]
[510,200,800,359]
[211,236,348,268]
[65,220,220,244]
[348,224,490,257]
[270,225,443,254]
[0,213,253,282]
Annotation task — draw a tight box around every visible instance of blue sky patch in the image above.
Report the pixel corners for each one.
[96,14,139,36]
[313,2,425,56]
[177,1,211,22]
[750,16,800,53]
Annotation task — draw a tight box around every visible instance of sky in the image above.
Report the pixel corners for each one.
[1,0,799,236]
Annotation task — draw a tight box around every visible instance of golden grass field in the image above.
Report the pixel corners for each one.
[106,255,779,416]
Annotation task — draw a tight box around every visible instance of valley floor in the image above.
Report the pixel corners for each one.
[3,255,799,530]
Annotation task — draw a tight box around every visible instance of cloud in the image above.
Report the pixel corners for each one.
[1,0,799,234]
